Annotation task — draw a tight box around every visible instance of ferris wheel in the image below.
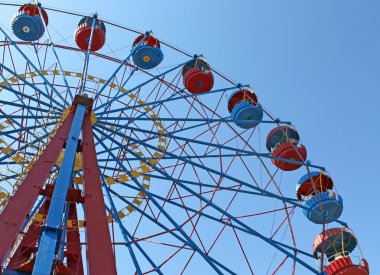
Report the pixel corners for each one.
[0,2,370,275]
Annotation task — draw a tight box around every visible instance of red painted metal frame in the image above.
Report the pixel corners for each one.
[81,112,117,275]
[5,200,84,275]
[0,25,304,272]
[66,203,84,275]
[0,111,74,265]
[6,201,49,272]
[4,109,117,274]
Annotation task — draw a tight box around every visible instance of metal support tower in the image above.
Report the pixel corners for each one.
[0,95,117,275]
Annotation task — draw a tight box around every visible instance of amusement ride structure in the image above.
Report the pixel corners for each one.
[0,2,370,274]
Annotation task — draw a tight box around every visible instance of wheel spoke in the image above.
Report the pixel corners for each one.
[93,130,228,275]
[37,5,73,101]
[93,59,194,112]
[0,62,65,110]
[0,25,70,108]
[0,6,362,274]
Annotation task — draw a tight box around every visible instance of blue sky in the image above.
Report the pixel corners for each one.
[0,0,378,273]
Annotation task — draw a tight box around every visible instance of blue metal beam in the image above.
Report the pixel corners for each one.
[0,115,57,120]
[37,3,73,101]
[0,26,70,107]
[58,202,70,261]
[94,93,177,150]
[98,116,291,124]
[0,79,58,110]
[0,123,50,146]
[96,121,325,170]
[0,108,52,146]
[92,126,328,274]
[95,84,241,116]
[31,43,61,113]
[0,62,65,110]
[100,176,158,275]
[32,104,86,275]
[19,197,46,236]
[103,188,189,245]
[108,180,313,259]
[0,132,49,163]
[0,73,52,138]
[1,121,56,135]
[93,58,195,112]
[79,14,97,96]
[94,117,221,156]
[0,98,53,113]
[92,131,228,275]
[95,124,342,226]
[0,173,22,181]
[111,68,137,102]
[114,170,297,202]
[98,120,263,155]
[92,33,150,102]
[97,152,266,162]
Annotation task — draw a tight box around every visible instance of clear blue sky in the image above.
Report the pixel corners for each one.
[1,0,379,273]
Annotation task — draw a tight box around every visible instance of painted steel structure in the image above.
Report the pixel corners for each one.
[0,2,369,275]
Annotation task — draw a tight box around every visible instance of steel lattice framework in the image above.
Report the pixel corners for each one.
[0,2,369,275]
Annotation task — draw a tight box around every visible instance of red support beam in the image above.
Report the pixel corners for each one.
[0,112,74,265]
[6,200,49,272]
[81,112,117,275]
[66,203,84,275]
[6,201,85,275]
